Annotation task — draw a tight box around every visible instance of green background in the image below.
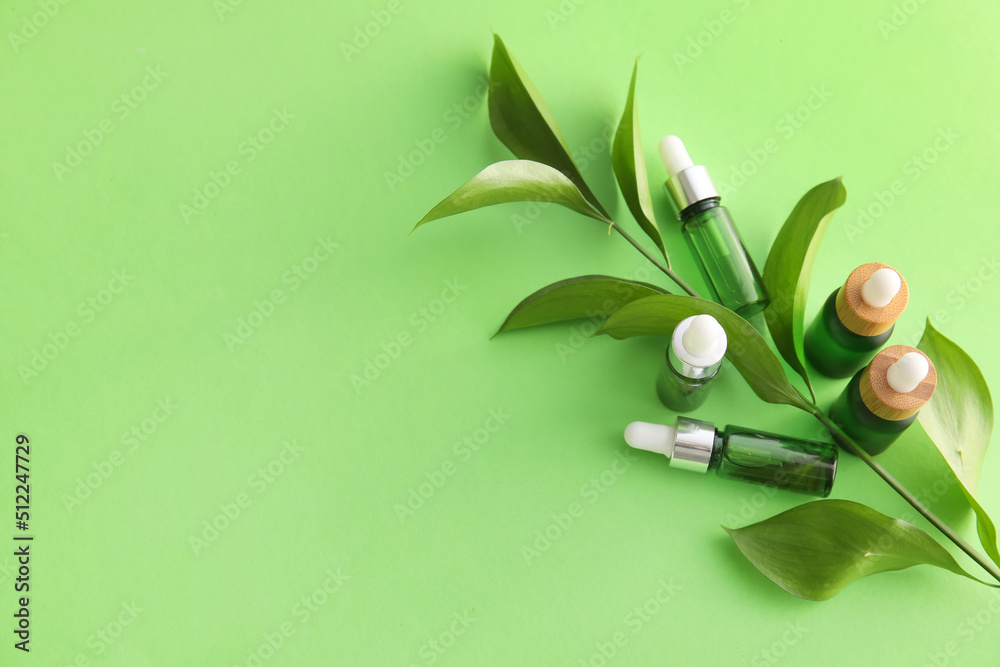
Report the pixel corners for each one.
[3,0,1000,664]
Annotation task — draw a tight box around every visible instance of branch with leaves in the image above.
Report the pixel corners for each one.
[412,34,999,600]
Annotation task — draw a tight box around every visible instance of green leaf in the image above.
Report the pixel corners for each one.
[917,319,1000,566]
[762,177,847,403]
[724,499,989,601]
[488,34,608,217]
[413,160,611,232]
[496,275,669,336]
[611,60,667,263]
[594,294,810,410]
[962,491,1000,570]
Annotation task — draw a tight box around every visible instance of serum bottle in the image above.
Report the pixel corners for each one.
[657,314,727,412]
[805,263,908,378]
[624,418,837,497]
[659,136,769,318]
[829,345,937,456]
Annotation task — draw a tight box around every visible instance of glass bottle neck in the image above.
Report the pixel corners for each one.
[679,197,722,222]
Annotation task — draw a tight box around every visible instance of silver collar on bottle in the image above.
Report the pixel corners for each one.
[666,165,720,212]
[668,345,723,381]
[670,417,718,473]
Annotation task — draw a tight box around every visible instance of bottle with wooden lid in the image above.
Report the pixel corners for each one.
[804,263,909,378]
[828,345,937,456]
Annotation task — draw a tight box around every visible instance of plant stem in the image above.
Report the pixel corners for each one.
[609,222,701,298]
[812,410,1000,585]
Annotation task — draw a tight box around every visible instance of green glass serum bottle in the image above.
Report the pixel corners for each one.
[657,314,727,412]
[805,263,909,378]
[624,418,837,497]
[829,345,937,456]
[659,136,769,319]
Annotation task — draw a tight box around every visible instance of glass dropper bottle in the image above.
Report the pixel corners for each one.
[657,314,727,412]
[625,418,837,497]
[829,345,937,456]
[804,263,909,378]
[659,136,769,319]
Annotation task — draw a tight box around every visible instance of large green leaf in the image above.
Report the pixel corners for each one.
[725,499,988,601]
[488,34,608,217]
[413,160,611,231]
[611,60,667,263]
[917,319,1000,566]
[762,177,847,403]
[496,275,669,336]
[594,294,810,410]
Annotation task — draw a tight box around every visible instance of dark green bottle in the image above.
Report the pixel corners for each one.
[656,314,727,412]
[659,136,769,319]
[805,263,908,378]
[624,417,837,497]
[829,345,936,456]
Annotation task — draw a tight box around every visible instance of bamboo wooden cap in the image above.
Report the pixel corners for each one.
[860,345,937,421]
[835,263,909,336]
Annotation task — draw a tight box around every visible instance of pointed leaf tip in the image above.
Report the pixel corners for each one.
[413,160,610,232]
[611,61,668,264]
[488,36,607,217]
[917,320,999,566]
[726,500,987,600]
[762,178,848,402]
[496,275,669,336]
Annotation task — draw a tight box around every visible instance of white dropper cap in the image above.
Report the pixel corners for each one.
[886,351,930,394]
[861,268,902,308]
[683,315,723,356]
[672,314,727,368]
[624,421,677,456]
[658,135,694,178]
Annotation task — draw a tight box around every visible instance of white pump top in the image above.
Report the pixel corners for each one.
[886,351,930,394]
[861,268,902,308]
[658,135,694,178]
[624,421,677,456]
[672,314,727,368]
